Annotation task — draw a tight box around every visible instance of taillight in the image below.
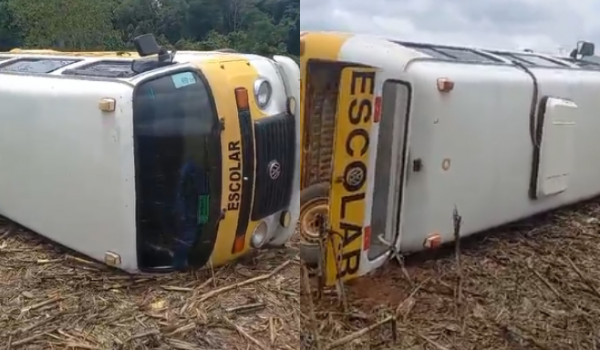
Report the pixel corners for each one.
[436,78,454,92]
[363,226,372,250]
[373,96,382,122]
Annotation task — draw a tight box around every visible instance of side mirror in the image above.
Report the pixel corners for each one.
[133,34,161,57]
[577,41,595,57]
[131,33,175,74]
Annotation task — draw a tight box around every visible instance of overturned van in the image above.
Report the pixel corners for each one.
[0,35,300,273]
[300,31,600,287]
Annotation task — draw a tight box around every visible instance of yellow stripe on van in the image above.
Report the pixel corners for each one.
[225,59,276,248]
[194,60,242,266]
[325,66,376,286]
[195,58,261,265]
[216,58,262,260]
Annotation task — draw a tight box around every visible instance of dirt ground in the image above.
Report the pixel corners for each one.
[5,199,600,350]
[0,217,300,350]
[301,200,600,350]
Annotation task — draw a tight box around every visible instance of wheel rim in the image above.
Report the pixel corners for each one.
[299,199,329,245]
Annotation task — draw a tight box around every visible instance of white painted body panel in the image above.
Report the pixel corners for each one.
[400,62,600,252]
[0,75,139,270]
[331,33,600,277]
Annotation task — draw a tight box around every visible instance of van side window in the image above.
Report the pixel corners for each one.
[0,58,80,73]
[394,41,500,63]
[488,52,567,68]
[62,61,137,78]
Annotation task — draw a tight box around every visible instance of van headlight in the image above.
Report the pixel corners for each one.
[250,221,269,248]
[254,78,272,109]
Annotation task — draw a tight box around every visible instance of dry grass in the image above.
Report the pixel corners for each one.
[0,217,300,350]
[301,200,600,350]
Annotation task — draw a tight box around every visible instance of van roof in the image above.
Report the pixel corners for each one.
[0,50,257,81]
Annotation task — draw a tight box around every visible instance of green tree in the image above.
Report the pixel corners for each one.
[0,0,298,56]
[0,0,21,50]
[7,0,122,49]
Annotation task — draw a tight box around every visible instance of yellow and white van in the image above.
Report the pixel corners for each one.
[0,35,300,272]
[300,31,600,287]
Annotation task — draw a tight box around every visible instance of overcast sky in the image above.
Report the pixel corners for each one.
[300,0,598,53]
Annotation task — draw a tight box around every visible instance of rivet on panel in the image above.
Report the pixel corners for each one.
[442,158,451,171]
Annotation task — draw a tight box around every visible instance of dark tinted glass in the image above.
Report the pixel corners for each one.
[0,58,78,73]
[133,70,217,269]
[490,52,566,67]
[62,61,136,78]
[436,47,500,63]
[396,42,500,63]
[134,71,215,137]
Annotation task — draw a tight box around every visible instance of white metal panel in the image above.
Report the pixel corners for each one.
[0,74,138,271]
[537,97,578,197]
[397,60,600,254]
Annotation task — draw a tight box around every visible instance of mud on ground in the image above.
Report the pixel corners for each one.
[301,200,600,350]
[0,218,300,350]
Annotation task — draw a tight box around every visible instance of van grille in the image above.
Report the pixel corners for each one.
[251,114,295,220]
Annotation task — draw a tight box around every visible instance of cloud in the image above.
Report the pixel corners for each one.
[300,0,600,53]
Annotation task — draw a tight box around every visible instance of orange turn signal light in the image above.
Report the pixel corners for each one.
[235,88,249,110]
[437,78,454,92]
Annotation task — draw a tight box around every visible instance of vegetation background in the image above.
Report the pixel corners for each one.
[0,0,299,58]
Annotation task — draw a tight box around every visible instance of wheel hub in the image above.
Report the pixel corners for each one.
[299,202,329,244]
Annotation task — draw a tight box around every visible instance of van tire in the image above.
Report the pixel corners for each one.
[299,183,330,265]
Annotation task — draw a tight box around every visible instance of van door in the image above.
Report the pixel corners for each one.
[324,66,377,286]
[369,80,411,260]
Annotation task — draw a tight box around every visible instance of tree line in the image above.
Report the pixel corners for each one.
[0,0,299,57]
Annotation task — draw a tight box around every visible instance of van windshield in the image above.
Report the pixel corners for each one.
[133,70,222,271]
